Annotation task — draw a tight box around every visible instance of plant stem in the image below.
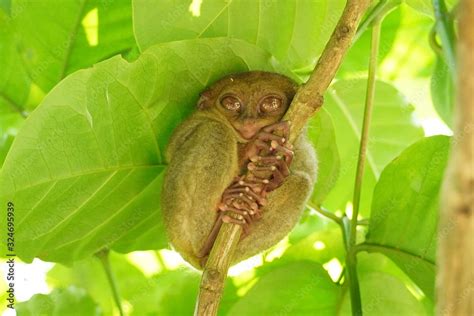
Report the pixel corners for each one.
[346,15,382,316]
[96,250,124,316]
[354,0,399,42]
[433,0,457,80]
[310,203,343,226]
[349,19,381,250]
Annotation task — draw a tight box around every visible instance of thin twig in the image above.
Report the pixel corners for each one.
[310,202,343,226]
[195,1,371,315]
[433,0,457,80]
[346,15,382,316]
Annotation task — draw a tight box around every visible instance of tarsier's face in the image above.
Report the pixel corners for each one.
[198,71,298,140]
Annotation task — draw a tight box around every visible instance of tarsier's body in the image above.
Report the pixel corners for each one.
[162,71,317,269]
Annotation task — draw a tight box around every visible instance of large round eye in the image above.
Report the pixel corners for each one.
[220,96,242,111]
[260,96,283,113]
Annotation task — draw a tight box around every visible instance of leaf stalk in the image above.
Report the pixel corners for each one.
[96,249,124,316]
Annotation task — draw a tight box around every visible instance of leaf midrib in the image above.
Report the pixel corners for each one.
[5,164,166,195]
[357,242,435,265]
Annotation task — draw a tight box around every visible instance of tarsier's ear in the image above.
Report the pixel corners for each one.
[197,90,212,109]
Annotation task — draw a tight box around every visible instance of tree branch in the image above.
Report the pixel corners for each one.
[195,1,372,314]
[436,0,474,314]
[284,0,372,142]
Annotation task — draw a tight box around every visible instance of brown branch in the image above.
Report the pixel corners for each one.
[285,0,372,142]
[194,1,372,314]
[436,0,474,315]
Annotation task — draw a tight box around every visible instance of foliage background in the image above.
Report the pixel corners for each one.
[0,0,454,315]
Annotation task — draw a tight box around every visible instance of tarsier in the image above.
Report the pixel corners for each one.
[162,71,318,269]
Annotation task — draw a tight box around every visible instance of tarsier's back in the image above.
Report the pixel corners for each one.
[161,71,318,269]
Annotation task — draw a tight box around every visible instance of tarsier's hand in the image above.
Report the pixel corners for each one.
[245,121,294,191]
[218,121,294,234]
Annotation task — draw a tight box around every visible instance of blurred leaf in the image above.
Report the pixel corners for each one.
[288,210,335,244]
[47,252,145,315]
[320,80,424,215]
[364,135,450,300]
[285,227,345,265]
[338,253,428,315]
[13,0,136,92]
[0,0,10,14]
[228,261,340,315]
[339,5,401,76]
[380,4,436,80]
[16,286,102,316]
[308,109,340,204]
[48,252,238,316]
[133,0,345,72]
[0,11,30,116]
[431,56,454,127]
[0,38,292,264]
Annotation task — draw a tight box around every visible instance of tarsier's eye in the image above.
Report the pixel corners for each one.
[220,96,242,111]
[260,96,283,113]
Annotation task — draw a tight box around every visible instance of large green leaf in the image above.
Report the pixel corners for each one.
[228,261,340,315]
[16,286,101,316]
[363,135,450,300]
[0,38,295,264]
[132,0,345,72]
[0,10,30,116]
[13,0,136,92]
[320,80,424,215]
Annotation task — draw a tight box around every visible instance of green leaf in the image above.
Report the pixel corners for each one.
[228,261,340,315]
[132,0,345,72]
[431,56,454,127]
[0,11,30,116]
[0,38,292,264]
[13,0,136,92]
[48,252,150,315]
[364,135,450,300]
[48,251,238,316]
[320,80,424,215]
[285,227,345,265]
[308,109,340,205]
[16,286,101,316]
[338,253,428,315]
[0,113,24,167]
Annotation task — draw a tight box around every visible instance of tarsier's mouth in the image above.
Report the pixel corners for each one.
[237,127,259,140]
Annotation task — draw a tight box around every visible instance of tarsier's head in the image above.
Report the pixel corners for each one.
[198,71,298,140]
